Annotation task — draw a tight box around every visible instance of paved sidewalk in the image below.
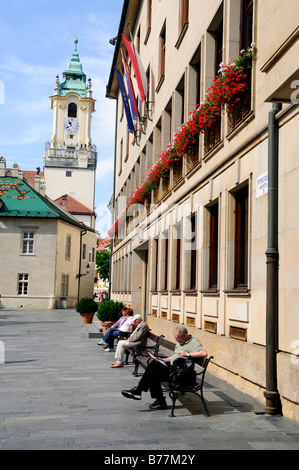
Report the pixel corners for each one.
[1,308,299,451]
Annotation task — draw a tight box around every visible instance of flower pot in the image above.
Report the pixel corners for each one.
[100,321,114,335]
[80,312,95,324]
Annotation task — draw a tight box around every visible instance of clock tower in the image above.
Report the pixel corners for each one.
[44,38,97,225]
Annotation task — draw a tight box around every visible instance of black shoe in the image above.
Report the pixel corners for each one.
[149,398,167,409]
[121,387,142,400]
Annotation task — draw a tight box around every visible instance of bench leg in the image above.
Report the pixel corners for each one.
[132,360,139,377]
[169,390,179,417]
[198,389,210,417]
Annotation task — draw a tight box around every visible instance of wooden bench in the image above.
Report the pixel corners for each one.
[129,332,175,377]
[129,332,214,417]
[167,355,214,417]
[119,332,173,376]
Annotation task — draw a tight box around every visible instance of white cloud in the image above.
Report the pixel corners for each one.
[96,156,114,182]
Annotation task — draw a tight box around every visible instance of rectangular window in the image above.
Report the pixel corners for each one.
[190,213,197,290]
[61,274,69,297]
[240,0,253,51]
[215,20,223,77]
[82,243,86,260]
[208,202,219,290]
[233,185,249,290]
[162,234,169,291]
[18,274,29,295]
[22,232,34,254]
[65,235,71,259]
[180,0,189,30]
[66,171,72,177]
[173,223,181,290]
[151,238,159,291]
[185,213,197,290]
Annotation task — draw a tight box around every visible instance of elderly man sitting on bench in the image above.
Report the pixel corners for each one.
[121,325,207,409]
[111,315,150,368]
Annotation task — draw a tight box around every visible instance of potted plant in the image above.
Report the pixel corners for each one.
[76,297,98,324]
[96,300,124,335]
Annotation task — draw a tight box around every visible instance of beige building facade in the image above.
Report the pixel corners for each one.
[107,0,299,421]
[0,158,97,309]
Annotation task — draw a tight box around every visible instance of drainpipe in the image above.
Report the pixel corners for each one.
[77,228,87,303]
[264,102,282,415]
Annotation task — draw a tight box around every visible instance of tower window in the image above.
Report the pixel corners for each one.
[68,103,77,118]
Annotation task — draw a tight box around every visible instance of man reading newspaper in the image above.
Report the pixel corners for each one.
[121,325,207,410]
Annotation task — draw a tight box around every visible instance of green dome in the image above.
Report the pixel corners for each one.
[58,38,88,97]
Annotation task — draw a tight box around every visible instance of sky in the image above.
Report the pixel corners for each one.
[0,0,124,237]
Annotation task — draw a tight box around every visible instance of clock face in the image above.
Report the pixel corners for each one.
[64,118,79,133]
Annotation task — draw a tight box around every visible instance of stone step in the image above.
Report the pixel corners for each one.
[84,318,103,338]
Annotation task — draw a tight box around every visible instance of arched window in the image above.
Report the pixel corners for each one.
[68,103,77,118]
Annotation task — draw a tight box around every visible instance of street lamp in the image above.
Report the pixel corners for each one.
[76,262,90,279]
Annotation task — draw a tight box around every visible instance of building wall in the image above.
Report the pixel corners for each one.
[0,217,57,309]
[110,0,299,421]
[44,166,96,211]
[0,217,97,310]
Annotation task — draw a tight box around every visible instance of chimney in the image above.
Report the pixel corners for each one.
[61,195,67,209]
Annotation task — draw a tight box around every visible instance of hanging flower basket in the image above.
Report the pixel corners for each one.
[108,46,255,239]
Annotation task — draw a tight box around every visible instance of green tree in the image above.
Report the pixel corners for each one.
[96,248,110,281]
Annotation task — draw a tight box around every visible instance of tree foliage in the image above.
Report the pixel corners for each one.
[96,248,110,281]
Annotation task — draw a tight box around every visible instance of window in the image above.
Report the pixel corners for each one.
[240,0,253,51]
[68,103,77,118]
[151,238,159,291]
[173,222,181,290]
[190,213,197,290]
[82,243,86,260]
[161,232,169,291]
[180,0,189,31]
[215,21,223,77]
[66,171,72,177]
[65,235,71,259]
[18,274,29,295]
[208,202,219,290]
[233,185,249,290]
[61,274,69,297]
[185,213,197,290]
[22,232,34,254]
[156,22,166,91]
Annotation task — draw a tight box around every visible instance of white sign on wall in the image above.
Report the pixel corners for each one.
[256,171,268,198]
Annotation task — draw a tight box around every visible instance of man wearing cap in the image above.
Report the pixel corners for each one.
[111,315,149,368]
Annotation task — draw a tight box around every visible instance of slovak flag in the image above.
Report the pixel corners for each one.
[114,66,134,134]
[122,34,147,103]
[121,48,139,121]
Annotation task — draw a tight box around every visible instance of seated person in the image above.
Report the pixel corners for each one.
[111,315,150,368]
[121,325,207,409]
[98,308,135,351]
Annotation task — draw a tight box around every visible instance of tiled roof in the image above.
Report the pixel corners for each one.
[96,237,111,251]
[54,194,95,215]
[0,177,84,228]
[23,171,45,185]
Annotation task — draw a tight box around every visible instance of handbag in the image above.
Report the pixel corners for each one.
[169,357,197,387]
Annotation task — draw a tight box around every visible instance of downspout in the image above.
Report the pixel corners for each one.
[264,102,282,415]
[77,228,87,303]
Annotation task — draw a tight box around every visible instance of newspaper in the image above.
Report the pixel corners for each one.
[148,351,168,366]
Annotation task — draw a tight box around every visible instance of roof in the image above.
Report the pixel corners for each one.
[55,194,95,215]
[96,237,111,251]
[58,38,88,98]
[23,170,44,185]
[0,177,89,229]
